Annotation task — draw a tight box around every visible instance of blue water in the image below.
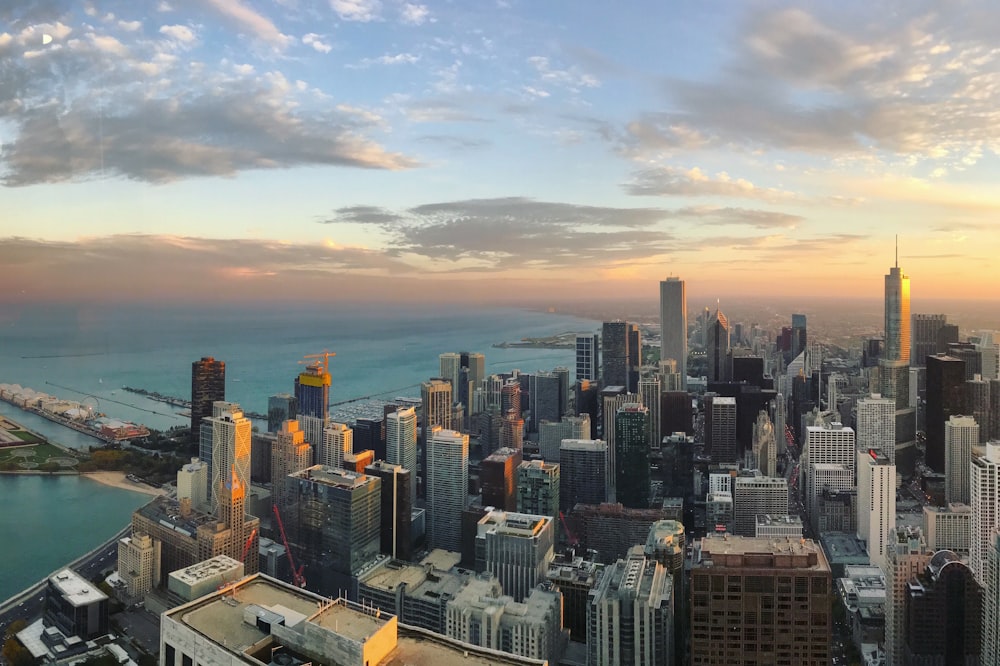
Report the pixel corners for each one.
[0,303,599,599]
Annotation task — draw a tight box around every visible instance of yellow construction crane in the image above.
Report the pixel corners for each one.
[298,350,336,374]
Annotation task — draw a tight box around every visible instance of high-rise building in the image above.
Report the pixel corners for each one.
[922,503,972,554]
[912,314,947,366]
[902,551,981,664]
[733,473,788,537]
[857,394,897,464]
[205,401,251,516]
[627,324,642,393]
[364,460,412,561]
[857,448,896,570]
[982,530,1000,664]
[576,333,600,382]
[967,376,992,443]
[288,465,381,596]
[500,379,521,418]
[176,457,208,514]
[295,359,331,420]
[538,414,590,461]
[420,378,453,442]
[706,308,731,382]
[588,545,673,666]
[945,415,979,505]
[342,450,374,474]
[705,395,737,462]
[481,447,521,511]
[426,427,469,552]
[885,526,931,666]
[529,372,561,432]
[266,393,297,433]
[639,375,662,449]
[116,533,160,598]
[475,510,555,602]
[602,321,631,389]
[751,410,777,477]
[614,403,650,509]
[386,406,417,506]
[791,313,807,360]
[801,422,855,520]
[690,536,831,665]
[949,342,983,380]
[884,259,911,364]
[439,352,462,391]
[516,460,560,521]
[970,443,1000,585]
[660,277,687,391]
[926,354,968,472]
[190,356,225,434]
[546,552,601,644]
[319,421,352,470]
[270,420,312,515]
[499,410,524,451]
[559,439,608,512]
[568,503,680,565]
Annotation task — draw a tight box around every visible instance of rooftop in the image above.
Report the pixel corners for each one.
[288,465,376,490]
[310,600,388,642]
[48,569,107,607]
[695,536,829,572]
[171,555,243,585]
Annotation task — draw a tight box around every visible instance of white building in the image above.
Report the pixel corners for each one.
[587,545,673,666]
[945,415,979,505]
[802,422,855,520]
[970,442,1000,585]
[117,532,161,598]
[857,395,896,465]
[386,407,418,506]
[708,470,736,496]
[320,421,352,470]
[733,473,788,537]
[538,415,590,462]
[176,457,208,513]
[755,514,803,539]
[426,427,468,552]
[922,503,972,554]
[856,449,896,571]
[659,277,687,391]
[808,464,853,534]
[475,510,555,602]
[439,353,462,391]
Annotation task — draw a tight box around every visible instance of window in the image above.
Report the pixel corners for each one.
[165,644,175,666]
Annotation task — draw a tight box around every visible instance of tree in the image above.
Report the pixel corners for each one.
[2,622,34,666]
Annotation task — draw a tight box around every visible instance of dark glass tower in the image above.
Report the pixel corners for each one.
[903,551,981,664]
[190,356,225,433]
[926,355,967,473]
[364,461,412,561]
[295,361,331,419]
[601,321,630,389]
[614,403,650,509]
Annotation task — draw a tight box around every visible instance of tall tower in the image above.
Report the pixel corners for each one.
[190,357,225,434]
[364,460,412,561]
[971,443,1000,585]
[983,530,1000,664]
[386,407,418,506]
[614,403,650,509]
[295,359,331,420]
[857,449,895,570]
[884,246,911,364]
[706,308,730,383]
[945,415,979,505]
[320,421,353,470]
[601,321,630,388]
[857,395,897,464]
[270,419,312,515]
[926,355,968,473]
[576,333,599,382]
[516,460,560,521]
[420,379,453,438]
[426,427,469,551]
[559,439,608,512]
[659,277,687,391]
[885,527,931,666]
[791,313,808,361]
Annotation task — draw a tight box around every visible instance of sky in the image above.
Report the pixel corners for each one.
[2,0,1000,305]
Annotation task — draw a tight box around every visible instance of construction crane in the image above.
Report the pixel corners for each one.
[559,511,579,547]
[241,527,259,564]
[273,505,306,588]
[298,350,336,374]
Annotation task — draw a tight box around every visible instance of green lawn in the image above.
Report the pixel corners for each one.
[10,430,43,444]
[0,442,80,468]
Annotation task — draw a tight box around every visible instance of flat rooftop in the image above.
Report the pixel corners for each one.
[311,600,387,641]
[420,549,461,572]
[171,555,243,585]
[49,569,107,607]
[360,559,429,592]
[289,465,375,489]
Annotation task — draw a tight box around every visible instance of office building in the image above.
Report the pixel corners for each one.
[751,410,777,477]
[660,277,687,390]
[475,510,555,602]
[601,321,632,389]
[117,533,160,599]
[967,376,992,443]
[857,449,896,570]
[971,443,1000,585]
[926,354,967,472]
[426,428,469,552]
[386,406,418,506]
[295,358,331,420]
[204,401,253,535]
[319,421,352,470]
[755,514,803,539]
[706,492,733,534]
[481,447,522,512]
[500,410,525,451]
[355,416,385,461]
[161,575,547,666]
[288,465,381,596]
[884,259,911,364]
[733,473,788,537]
[439,353,462,391]
[945,415,979,504]
[576,333,600,382]
[911,314,947,366]
[420,378,453,444]
[802,421,855,518]
[266,393,297,433]
[567,503,680,564]
[546,552,601,644]
[638,375,662,449]
[791,313,808,360]
[270,419,312,515]
[982,530,1000,664]
[538,414,590,462]
[902,551,981,664]
[857,394,897,464]
[559,439,608,512]
[705,395,737,463]
[343,450,375,474]
[923,503,971,554]
[587,545,673,666]
[529,372,562,432]
[500,379,522,418]
[190,356,225,434]
[661,391,693,436]
[601,385,630,473]
[614,403,650,509]
[516,460,560,521]
[690,536,831,666]
[706,308,731,383]
[885,527,931,666]
[365,461,413,561]
[44,569,109,640]
[644,519,686,576]
[176,457,208,514]
[446,578,564,665]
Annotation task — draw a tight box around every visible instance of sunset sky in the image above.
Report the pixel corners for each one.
[2,0,999,304]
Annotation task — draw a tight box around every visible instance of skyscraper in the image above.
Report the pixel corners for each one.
[319,421,352,470]
[576,333,599,382]
[911,314,947,366]
[926,354,968,472]
[266,393,297,433]
[638,375,662,449]
[733,473,788,537]
[386,406,417,506]
[516,460,560,521]
[706,308,730,382]
[885,526,931,666]
[364,460,412,561]
[857,449,896,570]
[559,439,608,512]
[967,376,992,443]
[420,378,453,439]
[971,443,1000,585]
[614,403,650,509]
[481,447,521,511]
[791,313,808,360]
[945,415,979,505]
[475,510,555,602]
[705,395,737,462]
[885,256,911,364]
[857,394,897,464]
[295,359,331,420]
[601,321,630,388]
[270,419,312,515]
[982,530,1000,664]
[439,352,462,390]
[659,277,687,391]
[902,551,981,664]
[190,356,225,434]
[426,427,469,552]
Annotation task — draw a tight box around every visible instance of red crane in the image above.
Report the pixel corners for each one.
[559,511,579,547]
[241,527,259,563]
[273,505,306,588]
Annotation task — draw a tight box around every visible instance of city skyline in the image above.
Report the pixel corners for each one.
[2,1,1000,304]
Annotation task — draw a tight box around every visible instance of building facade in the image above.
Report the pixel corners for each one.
[426,428,469,552]
[559,439,608,513]
[190,356,225,434]
[659,277,687,391]
[516,460,560,521]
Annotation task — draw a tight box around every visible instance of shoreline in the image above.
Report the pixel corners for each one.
[80,470,166,497]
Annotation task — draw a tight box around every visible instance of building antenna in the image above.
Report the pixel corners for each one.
[895,234,898,268]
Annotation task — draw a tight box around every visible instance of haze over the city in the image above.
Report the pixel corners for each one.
[2,0,1000,304]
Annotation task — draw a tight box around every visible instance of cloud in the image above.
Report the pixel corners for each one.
[673,206,803,229]
[159,24,196,43]
[400,3,429,25]
[349,52,419,68]
[196,0,291,46]
[302,32,332,53]
[416,134,491,151]
[117,20,143,32]
[330,0,381,22]
[527,55,599,91]
[624,166,793,201]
